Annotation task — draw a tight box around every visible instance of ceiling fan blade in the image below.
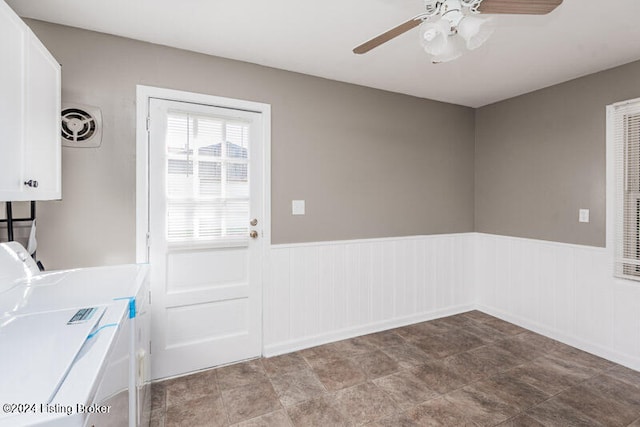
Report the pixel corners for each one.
[353,16,424,54]
[478,0,563,14]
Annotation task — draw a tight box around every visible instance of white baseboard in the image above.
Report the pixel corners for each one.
[477,305,640,372]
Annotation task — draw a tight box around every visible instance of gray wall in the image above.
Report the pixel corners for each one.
[475,60,640,247]
[25,20,475,269]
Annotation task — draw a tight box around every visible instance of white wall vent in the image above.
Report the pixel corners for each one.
[61,103,102,148]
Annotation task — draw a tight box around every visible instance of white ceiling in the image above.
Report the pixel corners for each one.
[7,0,640,107]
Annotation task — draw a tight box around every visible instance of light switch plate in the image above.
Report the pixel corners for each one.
[292,200,305,215]
[579,209,590,223]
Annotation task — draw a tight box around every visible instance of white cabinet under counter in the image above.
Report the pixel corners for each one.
[0,0,61,201]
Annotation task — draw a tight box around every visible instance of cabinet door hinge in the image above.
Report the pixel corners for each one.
[146,232,151,248]
[146,116,151,132]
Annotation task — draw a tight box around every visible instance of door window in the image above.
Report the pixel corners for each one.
[164,111,250,244]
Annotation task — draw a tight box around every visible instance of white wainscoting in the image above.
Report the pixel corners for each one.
[475,233,640,371]
[263,233,476,356]
[263,232,640,372]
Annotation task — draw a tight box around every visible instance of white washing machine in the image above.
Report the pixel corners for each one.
[0,243,151,426]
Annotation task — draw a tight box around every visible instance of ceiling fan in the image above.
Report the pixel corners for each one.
[353,0,563,63]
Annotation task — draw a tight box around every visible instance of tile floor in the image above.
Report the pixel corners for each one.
[150,311,640,426]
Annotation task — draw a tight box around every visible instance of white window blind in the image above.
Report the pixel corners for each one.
[612,99,640,280]
[165,110,250,245]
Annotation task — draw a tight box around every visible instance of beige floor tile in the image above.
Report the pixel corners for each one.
[299,343,345,367]
[151,382,166,412]
[262,353,309,378]
[330,336,378,358]
[498,414,545,426]
[413,329,485,359]
[311,358,367,391]
[406,396,475,426]
[514,331,566,354]
[150,408,165,427]
[411,359,469,394]
[331,382,399,425]
[461,321,509,344]
[221,380,281,424]
[393,322,441,341]
[285,396,349,426]
[217,360,269,391]
[477,316,528,336]
[554,383,640,426]
[526,398,603,427]
[461,310,496,323]
[269,368,326,406]
[352,349,400,379]
[165,369,219,408]
[444,350,502,384]
[231,410,292,427]
[505,360,580,396]
[551,345,616,372]
[380,342,431,369]
[476,372,550,412]
[165,395,228,427]
[358,330,406,348]
[436,313,477,329]
[466,343,528,373]
[364,411,419,426]
[629,417,640,426]
[492,335,548,362]
[445,385,517,426]
[373,370,439,410]
[605,365,640,389]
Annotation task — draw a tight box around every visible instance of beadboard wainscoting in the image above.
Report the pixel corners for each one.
[475,233,640,371]
[263,232,640,372]
[263,233,476,356]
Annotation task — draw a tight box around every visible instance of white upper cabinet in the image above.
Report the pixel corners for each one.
[0,0,61,201]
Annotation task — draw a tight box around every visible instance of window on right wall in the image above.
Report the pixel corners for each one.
[610,98,640,280]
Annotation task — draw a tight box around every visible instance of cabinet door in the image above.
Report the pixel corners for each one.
[0,0,61,202]
[23,32,61,200]
[0,2,26,197]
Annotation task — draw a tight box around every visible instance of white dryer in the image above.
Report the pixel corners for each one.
[0,243,150,426]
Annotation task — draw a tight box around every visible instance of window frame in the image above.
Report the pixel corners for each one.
[606,97,640,282]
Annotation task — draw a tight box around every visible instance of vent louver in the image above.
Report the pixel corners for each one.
[61,104,102,147]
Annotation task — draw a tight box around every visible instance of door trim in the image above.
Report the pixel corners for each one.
[135,85,272,352]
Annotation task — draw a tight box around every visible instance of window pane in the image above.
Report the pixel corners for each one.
[199,161,222,196]
[166,113,191,155]
[226,123,249,159]
[164,111,252,244]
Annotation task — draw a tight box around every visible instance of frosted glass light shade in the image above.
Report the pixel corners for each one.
[457,16,493,50]
[420,19,451,56]
[431,34,464,63]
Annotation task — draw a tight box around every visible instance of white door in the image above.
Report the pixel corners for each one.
[148,98,264,380]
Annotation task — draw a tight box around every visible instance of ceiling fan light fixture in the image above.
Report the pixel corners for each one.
[352,0,564,61]
[418,1,490,63]
[457,15,493,50]
[420,19,450,56]
[431,34,465,63]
